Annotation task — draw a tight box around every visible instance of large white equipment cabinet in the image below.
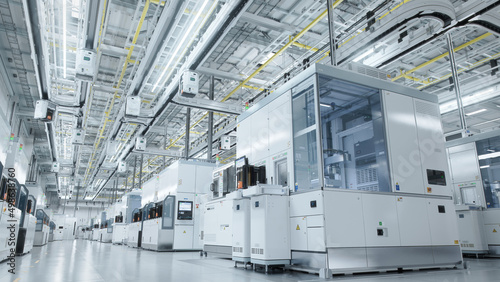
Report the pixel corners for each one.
[236,64,462,275]
[446,130,500,256]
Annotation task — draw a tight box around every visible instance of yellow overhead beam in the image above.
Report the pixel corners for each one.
[220,0,345,103]
[417,50,500,89]
[160,1,346,154]
[392,32,492,82]
[84,1,151,185]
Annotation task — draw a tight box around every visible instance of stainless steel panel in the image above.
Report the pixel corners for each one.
[291,251,327,270]
[204,245,232,258]
[488,245,500,256]
[366,246,434,267]
[157,229,174,251]
[432,245,463,264]
[327,248,367,270]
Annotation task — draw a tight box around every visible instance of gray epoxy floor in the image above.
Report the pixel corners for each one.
[1,240,500,282]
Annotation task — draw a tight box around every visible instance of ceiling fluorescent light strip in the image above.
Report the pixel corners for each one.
[62,0,67,78]
[465,108,487,116]
[152,0,212,92]
[353,49,374,62]
[478,151,500,160]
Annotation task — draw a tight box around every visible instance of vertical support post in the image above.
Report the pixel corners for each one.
[207,76,214,160]
[113,175,116,203]
[446,33,467,131]
[74,180,80,217]
[184,108,191,159]
[124,174,128,192]
[163,125,167,167]
[62,196,66,214]
[327,0,337,66]
[132,156,137,190]
[139,154,144,190]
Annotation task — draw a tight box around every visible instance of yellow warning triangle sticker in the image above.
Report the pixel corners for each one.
[494,229,497,233]
[183,230,186,234]
[296,224,300,230]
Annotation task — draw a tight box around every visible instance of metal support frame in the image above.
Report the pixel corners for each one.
[172,96,242,115]
[446,33,467,131]
[74,181,80,217]
[139,154,144,190]
[207,76,214,160]
[184,108,191,159]
[327,0,337,66]
[133,156,137,189]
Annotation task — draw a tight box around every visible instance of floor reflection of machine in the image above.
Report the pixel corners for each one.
[34,209,50,246]
[48,221,56,242]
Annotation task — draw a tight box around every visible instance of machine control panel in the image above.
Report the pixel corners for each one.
[310,200,317,208]
[177,201,193,220]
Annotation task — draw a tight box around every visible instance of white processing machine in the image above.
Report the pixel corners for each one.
[113,191,141,244]
[16,192,37,255]
[202,164,237,257]
[140,160,214,251]
[231,191,251,266]
[0,162,21,261]
[203,196,234,257]
[234,64,462,275]
[91,218,100,241]
[34,209,50,246]
[446,130,500,256]
[127,208,142,248]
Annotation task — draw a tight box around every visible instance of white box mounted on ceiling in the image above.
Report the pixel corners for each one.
[117,161,127,173]
[75,49,96,81]
[51,162,60,173]
[34,100,55,122]
[135,137,146,151]
[71,128,85,145]
[179,70,198,98]
[106,140,118,156]
[221,135,231,150]
[126,96,141,116]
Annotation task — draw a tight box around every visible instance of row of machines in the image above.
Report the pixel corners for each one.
[88,213,113,243]
[127,160,214,251]
[112,191,141,244]
[34,210,50,246]
[202,64,462,276]
[446,130,500,256]
[1,161,49,262]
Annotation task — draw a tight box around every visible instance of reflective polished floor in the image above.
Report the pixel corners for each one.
[1,240,500,282]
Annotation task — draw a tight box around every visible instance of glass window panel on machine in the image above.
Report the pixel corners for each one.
[317,75,390,192]
[162,196,175,230]
[292,82,320,191]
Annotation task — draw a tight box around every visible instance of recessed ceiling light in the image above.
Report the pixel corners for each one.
[353,49,374,62]
[465,108,487,116]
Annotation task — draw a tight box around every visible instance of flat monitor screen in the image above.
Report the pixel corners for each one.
[235,156,247,169]
[179,201,192,211]
[427,169,446,186]
[177,201,193,220]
